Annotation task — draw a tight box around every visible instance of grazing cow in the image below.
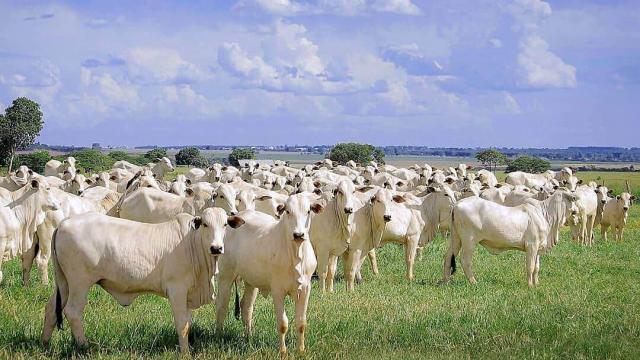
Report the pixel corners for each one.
[600,184,635,241]
[42,208,245,353]
[505,171,554,190]
[112,157,174,181]
[310,180,358,293]
[443,190,578,286]
[215,194,323,354]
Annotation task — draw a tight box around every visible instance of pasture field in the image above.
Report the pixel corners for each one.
[0,172,639,359]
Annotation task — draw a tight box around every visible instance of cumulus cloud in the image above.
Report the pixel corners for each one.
[381,43,446,76]
[517,35,577,88]
[236,0,422,16]
[0,59,62,104]
[124,48,209,85]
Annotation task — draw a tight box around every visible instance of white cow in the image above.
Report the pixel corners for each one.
[0,201,22,284]
[570,184,599,245]
[215,194,323,354]
[42,208,245,353]
[44,157,76,177]
[600,188,635,242]
[443,191,578,286]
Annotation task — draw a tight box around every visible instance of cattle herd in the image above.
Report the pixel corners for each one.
[0,156,635,354]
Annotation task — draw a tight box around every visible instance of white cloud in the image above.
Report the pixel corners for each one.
[372,0,422,16]
[518,35,577,88]
[124,47,208,85]
[93,73,139,104]
[0,60,62,104]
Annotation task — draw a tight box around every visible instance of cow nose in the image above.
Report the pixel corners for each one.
[77,190,83,195]
[293,232,305,241]
[210,245,223,255]
[383,215,392,222]
[601,200,607,204]
[215,177,221,182]
[623,206,629,211]
[571,210,578,215]
[344,207,353,214]
[230,211,238,216]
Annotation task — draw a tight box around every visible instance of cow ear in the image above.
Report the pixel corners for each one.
[370,196,377,203]
[392,194,406,203]
[227,215,245,228]
[28,169,34,175]
[445,178,455,184]
[221,166,228,171]
[31,179,41,189]
[256,195,272,201]
[186,188,194,197]
[311,202,324,214]
[577,179,583,184]
[333,188,338,196]
[192,216,203,229]
[277,204,286,215]
[616,195,621,200]
[607,189,613,194]
[254,163,260,169]
[185,179,192,185]
[396,181,405,187]
[553,185,559,190]
[357,186,374,192]
[85,178,93,184]
[313,181,322,188]
[594,189,599,194]
[631,195,636,200]
[314,188,323,196]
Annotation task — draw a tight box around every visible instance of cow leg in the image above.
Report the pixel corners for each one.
[168,288,190,353]
[21,240,37,286]
[533,254,541,286]
[601,223,609,241]
[344,248,362,292]
[416,246,423,262]
[272,291,289,354]
[460,240,477,285]
[295,284,311,353]
[404,237,418,282]
[315,250,329,293]
[64,283,90,347]
[215,275,234,332]
[327,254,338,293]
[367,249,379,276]
[525,247,538,287]
[241,285,258,337]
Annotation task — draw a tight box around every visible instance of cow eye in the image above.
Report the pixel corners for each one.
[444,193,449,197]
[220,195,224,199]
[286,210,290,214]
[202,223,208,228]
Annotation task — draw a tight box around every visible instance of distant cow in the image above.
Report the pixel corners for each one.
[600,184,635,241]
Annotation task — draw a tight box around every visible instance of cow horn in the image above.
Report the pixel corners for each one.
[626,180,631,193]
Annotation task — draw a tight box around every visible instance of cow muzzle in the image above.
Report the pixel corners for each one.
[344,207,353,214]
[293,232,305,242]
[210,245,223,255]
[383,215,392,222]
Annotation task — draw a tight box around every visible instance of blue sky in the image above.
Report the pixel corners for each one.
[0,0,638,147]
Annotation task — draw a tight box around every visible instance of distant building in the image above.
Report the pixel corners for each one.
[92,143,101,149]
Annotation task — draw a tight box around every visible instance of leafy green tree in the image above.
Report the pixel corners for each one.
[475,149,508,172]
[144,148,167,161]
[16,150,51,173]
[0,97,44,172]
[327,143,385,165]
[176,147,208,167]
[69,149,113,173]
[505,156,551,174]
[228,148,256,167]
[108,150,132,162]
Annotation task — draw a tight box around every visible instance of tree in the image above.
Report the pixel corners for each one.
[505,156,551,174]
[327,143,385,165]
[69,149,113,173]
[228,148,256,167]
[176,147,208,167]
[475,149,508,172]
[0,97,44,172]
[144,148,167,161]
[16,150,51,173]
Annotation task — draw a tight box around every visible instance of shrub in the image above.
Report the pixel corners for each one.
[505,156,551,174]
[16,150,51,173]
[228,148,256,167]
[327,143,385,165]
[144,148,167,161]
[68,149,113,173]
[175,147,208,167]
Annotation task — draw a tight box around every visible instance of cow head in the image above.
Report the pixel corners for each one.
[616,192,634,212]
[194,207,245,256]
[594,185,611,205]
[369,188,397,223]
[30,178,61,212]
[276,193,324,242]
[237,189,256,211]
[562,176,580,191]
[211,183,239,215]
[333,180,357,225]
[68,174,90,195]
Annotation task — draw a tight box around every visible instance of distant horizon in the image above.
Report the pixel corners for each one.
[2,1,639,147]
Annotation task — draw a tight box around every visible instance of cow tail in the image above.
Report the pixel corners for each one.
[449,208,457,275]
[51,228,63,330]
[234,281,241,320]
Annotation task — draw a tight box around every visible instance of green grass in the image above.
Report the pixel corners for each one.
[1,202,639,358]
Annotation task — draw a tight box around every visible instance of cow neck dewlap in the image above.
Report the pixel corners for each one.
[366,203,384,250]
[540,193,566,250]
[186,223,216,309]
[331,197,352,244]
[279,221,310,291]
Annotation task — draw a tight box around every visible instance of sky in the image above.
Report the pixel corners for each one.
[0,0,638,148]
